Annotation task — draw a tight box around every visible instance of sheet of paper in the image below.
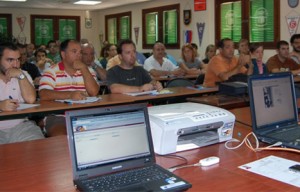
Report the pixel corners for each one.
[17,104,40,110]
[56,97,101,104]
[124,90,158,96]
[239,155,300,188]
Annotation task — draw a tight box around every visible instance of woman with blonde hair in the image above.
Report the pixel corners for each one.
[202,44,216,64]
[178,43,205,75]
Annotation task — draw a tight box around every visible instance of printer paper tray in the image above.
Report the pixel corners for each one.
[177,131,219,148]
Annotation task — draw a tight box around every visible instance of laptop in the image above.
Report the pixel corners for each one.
[248,72,300,149]
[65,103,192,192]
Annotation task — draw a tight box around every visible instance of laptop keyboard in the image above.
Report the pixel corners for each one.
[269,128,300,143]
[80,165,171,192]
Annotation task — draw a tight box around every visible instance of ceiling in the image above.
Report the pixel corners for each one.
[0,0,152,11]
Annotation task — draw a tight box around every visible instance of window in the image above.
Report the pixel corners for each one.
[0,14,12,40]
[31,15,80,46]
[142,4,180,49]
[105,12,131,45]
[215,0,279,49]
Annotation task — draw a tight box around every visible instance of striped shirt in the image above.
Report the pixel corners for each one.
[39,62,98,92]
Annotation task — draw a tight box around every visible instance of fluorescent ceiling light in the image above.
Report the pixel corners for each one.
[0,0,27,1]
[74,1,101,5]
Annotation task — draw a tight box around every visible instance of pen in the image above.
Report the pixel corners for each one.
[9,96,18,104]
[64,101,73,104]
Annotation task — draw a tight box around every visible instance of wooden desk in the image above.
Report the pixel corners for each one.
[131,87,218,104]
[153,75,198,87]
[187,94,249,109]
[0,87,218,121]
[0,94,135,120]
[0,123,299,191]
[154,74,198,82]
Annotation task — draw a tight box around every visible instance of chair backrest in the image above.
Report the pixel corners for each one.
[194,74,205,85]
[165,78,195,88]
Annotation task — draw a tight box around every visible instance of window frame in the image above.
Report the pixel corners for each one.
[142,4,180,49]
[215,0,280,49]
[31,15,80,46]
[105,11,132,44]
[0,14,12,38]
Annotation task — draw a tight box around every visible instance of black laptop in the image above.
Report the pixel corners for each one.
[65,103,192,192]
[248,72,300,148]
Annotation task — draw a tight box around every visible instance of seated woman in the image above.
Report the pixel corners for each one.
[202,44,216,64]
[100,44,117,69]
[178,43,205,75]
[249,43,267,75]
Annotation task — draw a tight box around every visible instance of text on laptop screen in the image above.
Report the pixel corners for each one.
[70,110,151,170]
[251,75,296,129]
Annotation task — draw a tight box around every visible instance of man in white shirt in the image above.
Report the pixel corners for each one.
[0,42,44,144]
[144,42,185,77]
[81,42,107,81]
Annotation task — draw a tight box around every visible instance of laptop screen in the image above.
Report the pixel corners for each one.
[66,104,152,173]
[248,73,298,130]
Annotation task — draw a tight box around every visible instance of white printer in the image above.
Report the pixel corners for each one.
[147,102,235,155]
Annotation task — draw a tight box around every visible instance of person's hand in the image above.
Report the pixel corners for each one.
[37,59,47,69]
[152,81,163,91]
[5,68,23,80]
[0,99,19,112]
[139,84,154,92]
[69,91,87,100]
[73,60,87,71]
[173,68,186,76]
[237,54,251,68]
[33,77,41,85]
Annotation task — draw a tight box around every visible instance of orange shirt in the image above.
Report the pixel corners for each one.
[203,54,247,87]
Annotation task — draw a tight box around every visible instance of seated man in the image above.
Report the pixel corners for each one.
[0,42,44,144]
[106,52,140,70]
[16,44,41,85]
[81,42,106,81]
[290,34,300,64]
[203,38,253,87]
[47,40,61,64]
[144,42,185,77]
[107,39,162,94]
[39,39,99,136]
[267,40,300,74]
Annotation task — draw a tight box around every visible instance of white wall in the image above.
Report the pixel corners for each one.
[1,0,299,62]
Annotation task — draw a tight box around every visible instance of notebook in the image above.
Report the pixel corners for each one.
[248,72,300,149]
[65,103,192,192]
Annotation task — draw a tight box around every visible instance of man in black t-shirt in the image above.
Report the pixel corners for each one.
[17,44,41,85]
[107,39,162,94]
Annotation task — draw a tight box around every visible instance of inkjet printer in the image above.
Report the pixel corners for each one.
[147,102,235,155]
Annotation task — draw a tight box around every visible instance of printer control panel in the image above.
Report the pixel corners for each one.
[191,110,228,121]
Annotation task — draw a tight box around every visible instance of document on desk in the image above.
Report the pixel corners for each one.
[124,90,158,96]
[186,85,214,90]
[239,155,300,188]
[55,97,101,104]
[124,89,173,96]
[17,104,40,110]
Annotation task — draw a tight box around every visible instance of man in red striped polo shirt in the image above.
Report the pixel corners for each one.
[39,39,99,136]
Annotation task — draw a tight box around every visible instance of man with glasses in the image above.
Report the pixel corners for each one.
[0,42,44,144]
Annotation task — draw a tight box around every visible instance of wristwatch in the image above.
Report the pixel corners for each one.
[92,64,98,70]
[18,72,25,80]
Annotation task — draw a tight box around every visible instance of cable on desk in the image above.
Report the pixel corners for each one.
[157,154,188,170]
[225,132,300,154]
